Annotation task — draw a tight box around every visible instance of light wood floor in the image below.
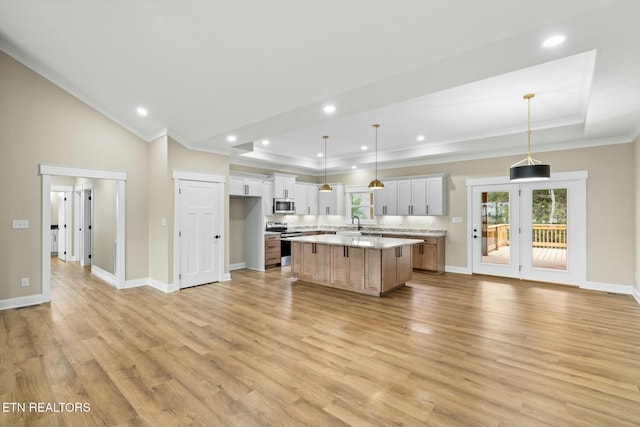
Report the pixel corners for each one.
[1,259,640,426]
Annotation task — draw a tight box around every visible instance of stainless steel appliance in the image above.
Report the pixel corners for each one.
[273,198,295,214]
[265,221,302,266]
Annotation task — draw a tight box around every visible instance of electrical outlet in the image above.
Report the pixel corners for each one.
[21,277,30,287]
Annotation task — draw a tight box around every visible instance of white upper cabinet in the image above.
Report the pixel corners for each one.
[230,173,263,196]
[295,183,318,215]
[426,175,447,215]
[374,180,398,216]
[263,181,274,214]
[378,174,447,216]
[318,183,344,215]
[272,174,296,199]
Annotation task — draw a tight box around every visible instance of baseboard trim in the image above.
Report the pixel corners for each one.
[632,287,640,305]
[222,272,232,281]
[581,281,634,295]
[229,263,246,271]
[91,265,117,288]
[0,293,48,311]
[445,265,472,275]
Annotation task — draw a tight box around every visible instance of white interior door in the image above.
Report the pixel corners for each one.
[179,180,222,288]
[472,184,520,278]
[57,192,71,261]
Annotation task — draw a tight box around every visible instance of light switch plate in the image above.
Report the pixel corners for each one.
[12,219,29,229]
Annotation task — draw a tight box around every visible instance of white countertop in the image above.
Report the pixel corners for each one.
[285,234,423,249]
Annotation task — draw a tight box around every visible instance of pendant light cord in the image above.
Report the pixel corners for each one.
[374,124,380,179]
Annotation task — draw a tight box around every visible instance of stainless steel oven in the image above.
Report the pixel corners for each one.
[280,231,302,266]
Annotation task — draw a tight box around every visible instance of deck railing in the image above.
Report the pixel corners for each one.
[486,224,567,250]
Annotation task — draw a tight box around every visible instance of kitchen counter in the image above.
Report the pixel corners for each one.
[286,225,446,237]
[285,234,423,249]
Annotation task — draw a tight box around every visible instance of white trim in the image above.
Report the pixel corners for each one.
[40,164,127,181]
[230,262,247,271]
[172,170,226,183]
[51,185,74,192]
[466,170,588,187]
[123,277,175,293]
[91,265,117,288]
[116,180,126,288]
[582,281,634,295]
[0,294,48,311]
[42,174,51,304]
[222,272,232,281]
[632,288,640,305]
[445,265,472,275]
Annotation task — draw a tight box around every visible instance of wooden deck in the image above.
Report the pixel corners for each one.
[483,246,567,270]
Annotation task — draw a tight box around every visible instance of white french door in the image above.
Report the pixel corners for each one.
[57,192,71,262]
[178,180,222,289]
[470,174,586,286]
[472,184,521,278]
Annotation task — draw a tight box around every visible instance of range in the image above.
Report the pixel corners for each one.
[265,221,302,266]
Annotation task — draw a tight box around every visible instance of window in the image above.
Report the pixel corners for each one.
[347,187,374,222]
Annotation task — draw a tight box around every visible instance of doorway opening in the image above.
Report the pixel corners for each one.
[41,165,126,304]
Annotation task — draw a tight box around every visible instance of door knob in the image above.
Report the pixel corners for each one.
[214,235,220,239]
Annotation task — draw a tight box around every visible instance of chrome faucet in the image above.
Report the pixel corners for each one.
[351,215,362,230]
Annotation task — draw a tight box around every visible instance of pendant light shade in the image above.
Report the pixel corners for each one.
[368,124,384,189]
[510,93,550,182]
[319,135,333,192]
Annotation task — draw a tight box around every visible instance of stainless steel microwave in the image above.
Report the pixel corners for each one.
[273,198,295,214]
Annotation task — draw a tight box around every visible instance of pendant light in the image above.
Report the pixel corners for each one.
[319,135,333,192]
[510,93,550,182]
[368,124,384,189]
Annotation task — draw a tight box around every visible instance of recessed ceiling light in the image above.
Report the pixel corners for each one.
[226,135,237,142]
[323,104,336,114]
[351,165,357,169]
[416,135,425,141]
[261,139,269,146]
[361,145,368,151]
[317,153,323,158]
[542,34,566,48]
[136,107,148,116]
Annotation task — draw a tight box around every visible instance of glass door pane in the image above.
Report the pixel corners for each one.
[481,191,511,265]
[531,188,567,270]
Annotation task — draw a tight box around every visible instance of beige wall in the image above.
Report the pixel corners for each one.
[0,50,150,299]
[229,197,246,265]
[93,179,117,274]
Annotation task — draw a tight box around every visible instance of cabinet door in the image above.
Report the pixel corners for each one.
[331,245,350,287]
[411,178,427,215]
[316,244,331,283]
[385,181,398,215]
[284,178,296,199]
[295,184,307,214]
[373,187,387,216]
[229,176,246,195]
[301,243,317,281]
[397,180,412,215]
[422,243,437,271]
[291,241,303,275]
[426,176,445,215]
[396,245,413,284]
[318,191,335,215]
[263,181,274,214]
[348,247,365,290]
[306,186,318,215]
[245,178,263,196]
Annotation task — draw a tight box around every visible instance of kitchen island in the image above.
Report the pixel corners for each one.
[288,234,423,296]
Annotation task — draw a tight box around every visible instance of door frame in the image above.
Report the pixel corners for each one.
[172,170,227,292]
[41,165,126,303]
[466,170,588,286]
[51,185,73,261]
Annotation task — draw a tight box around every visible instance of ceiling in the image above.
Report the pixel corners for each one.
[1,1,639,175]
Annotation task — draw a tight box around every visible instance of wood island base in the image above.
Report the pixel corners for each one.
[290,236,422,296]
